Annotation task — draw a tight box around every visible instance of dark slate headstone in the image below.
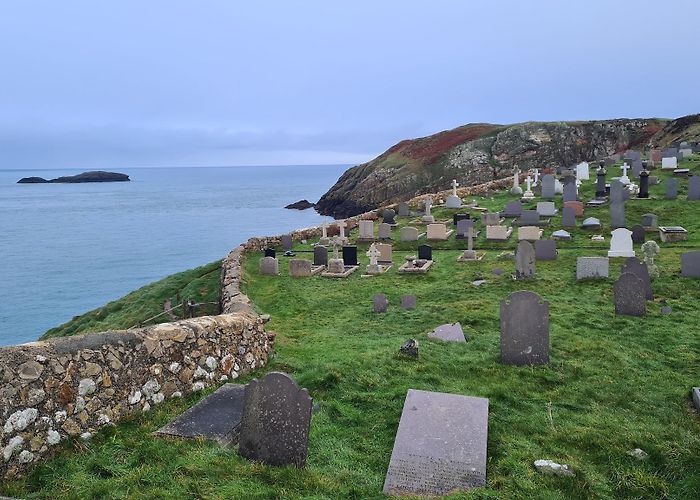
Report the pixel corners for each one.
[398,202,410,217]
[155,384,246,445]
[630,225,646,245]
[621,258,653,300]
[610,180,624,204]
[641,213,658,228]
[613,273,646,317]
[561,206,576,228]
[456,219,470,239]
[238,372,312,468]
[383,389,489,496]
[688,175,700,201]
[383,209,397,225]
[401,295,417,310]
[264,248,276,258]
[453,213,470,226]
[373,294,389,313]
[540,174,555,199]
[534,240,557,261]
[342,246,358,266]
[427,322,466,343]
[610,199,626,230]
[665,178,678,200]
[515,240,536,279]
[418,244,432,261]
[501,201,523,218]
[631,160,643,178]
[519,210,540,226]
[500,291,549,365]
[562,182,577,202]
[281,234,293,251]
[681,251,700,277]
[313,246,328,266]
[399,339,419,357]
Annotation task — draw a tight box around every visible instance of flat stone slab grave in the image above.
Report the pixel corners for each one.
[427,322,467,342]
[321,265,359,278]
[383,389,489,496]
[154,383,246,446]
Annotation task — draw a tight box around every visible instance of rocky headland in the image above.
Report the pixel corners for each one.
[17,171,130,184]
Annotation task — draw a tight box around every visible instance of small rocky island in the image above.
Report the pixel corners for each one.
[284,199,315,210]
[17,171,130,184]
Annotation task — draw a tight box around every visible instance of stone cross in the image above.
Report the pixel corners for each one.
[331,237,341,259]
[532,169,540,186]
[320,221,328,238]
[366,243,380,266]
[424,198,433,216]
[525,175,533,192]
[451,179,459,196]
[620,163,631,184]
[467,227,475,251]
[337,220,347,238]
[513,169,520,188]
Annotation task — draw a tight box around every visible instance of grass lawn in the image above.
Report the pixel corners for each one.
[3,159,700,499]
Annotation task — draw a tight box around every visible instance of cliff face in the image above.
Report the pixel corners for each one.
[316,114,700,218]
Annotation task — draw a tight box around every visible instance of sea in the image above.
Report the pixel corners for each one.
[0,165,348,347]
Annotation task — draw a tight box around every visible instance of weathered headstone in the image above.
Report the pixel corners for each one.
[383,389,489,496]
[608,228,635,258]
[515,240,536,279]
[398,202,410,217]
[313,246,328,267]
[561,206,576,228]
[289,259,312,277]
[581,217,601,230]
[482,212,501,225]
[536,202,557,217]
[681,251,700,278]
[630,225,646,245]
[376,243,393,264]
[281,234,293,252]
[613,273,646,317]
[610,198,626,230]
[519,210,540,226]
[486,225,512,241]
[383,209,397,225]
[418,244,432,261]
[688,175,700,201]
[399,339,419,357]
[535,240,557,261]
[518,226,542,241]
[665,178,678,200]
[373,294,389,313]
[551,229,571,240]
[358,220,375,240]
[401,295,416,310]
[661,156,678,169]
[453,213,470,226]
[400,226,419,242]
[238,372,312,467]
[378,223,392,240]
[641,213,658,229]
[563,200,584,217]
[342,246,358,266]
[456,219,471,239]
[427,322,466,343]
[500,291,549,365]
[540,174,556,199]
[576,257,609,280]
[259,256,279,276]
[427,223,450,241]
[501,201,523,218]
[562,182,577,202]
[621,258,652,300]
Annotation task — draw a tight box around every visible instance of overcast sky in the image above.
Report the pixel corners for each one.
[1,0,698,169]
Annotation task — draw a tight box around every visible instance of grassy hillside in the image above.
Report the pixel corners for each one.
[4,158,700,499]
[41,260,222,339]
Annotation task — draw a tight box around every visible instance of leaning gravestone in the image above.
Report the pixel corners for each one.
[383,389,489,496]
[519,210,540,226]
[536,202,557,217]
[561,206,576,228]
[373,294,389,313]
[621,258,653,300]
[427,322,466,343]
[313,246,328,267]
[501,201,523,217]
[515,240,536,279]
[378,223,392,240]
[500,291,549,365]
[238,372,312,468]
[259,256,279,276]
[681,251,700,278]
[535,240,557,261]
[576,257,609,280]
[613,273,646,317]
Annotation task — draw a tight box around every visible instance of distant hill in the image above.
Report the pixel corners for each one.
[17,171,130,184]
[316,114,700,218]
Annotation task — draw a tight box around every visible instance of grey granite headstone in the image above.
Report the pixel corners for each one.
[535,240,557,261]
[155,384,246,445]
[681,251,700,277]
[289,259,312,277]
[641,213,658,228]
[281,234,293,251]
[536,202,557,217]
[632,160,643,178]
[631,225,646,245]
[500,291,549,365]
[562,182,577,202]
[373,294,389,313]
[610,199,626,230]
[561,206,576,228]
[238,372,312,468]
[613,273,646,317]
[456,219,470,239]
[665,178,678,200]
[576,257,609,280]
[515,240,536,279]
[427,322,466,343]
[610,180,624,204]
[383,389,489,496]
[398,202,410,217]
[501,201,523,217]
[378,223,392,239]
[541,174,555,199]
[313,246,328,266]
[259,256,279,276]
[621,258,652,300]
[401,295,416,310]
[581,217,601,230]
[688,176,700,200]
[519,210,540,226]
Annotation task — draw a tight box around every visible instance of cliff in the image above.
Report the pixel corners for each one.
[316,114,700,218]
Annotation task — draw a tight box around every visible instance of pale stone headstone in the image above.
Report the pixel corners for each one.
[422,198,434,223]
[365,243,382,274]
[541,174,556,199]
[378,223,392,240]
[383,389,489,496]
[376,243,393,264]
[511,168,523,195]
[313,246,328,267]
[515,240,536,278]
[289,259,312,277]
[661,157,678,169]
[551,229,571,240]
[521,175,535,200]
[535,240,557,261]
[482,212,501,225]
[561,206,576,228]
[576,257,609,280]
[427,223,449,240]
[400,226,419,242]
[238,372,312,467]
[259,257,279,276]
[576,162,590,180]
[500,291,549,365]
[608,228,635,258]
[681,251,700,278]
[427,322,466,343]
[445,179,462,208]
[536,202,557,217]
[358,220,374,240]
[621,258,652,300]
[518,226,542,241]
[613,273,646,317]
[486,225,511,241]
[581,217,601,230]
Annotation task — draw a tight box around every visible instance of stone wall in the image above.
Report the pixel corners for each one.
[0,312,272,478]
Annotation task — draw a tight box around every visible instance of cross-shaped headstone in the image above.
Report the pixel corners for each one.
[366,243,380,266]
[320,220,328,238]
[621,163,630,178]
[337,220,347,238]
[424,198,433,216]
[525,175,533,191]
[331,237,341,259]
[532,169,540,186]
[513,168,520,187]
[451,179,459,196]
[467,227,475,251]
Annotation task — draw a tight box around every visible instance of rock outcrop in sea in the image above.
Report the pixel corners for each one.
[17,171,130,184]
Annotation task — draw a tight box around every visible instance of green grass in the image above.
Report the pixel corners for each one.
[4,158,700,499]
[40,260,222,339]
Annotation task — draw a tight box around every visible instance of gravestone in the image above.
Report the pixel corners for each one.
[551,229,571,240]
[482,212,501,225]
[661,157,678,169]
[155,384,246,445]
[486,225,512,241]
[398,202,410,217]
[562,182,577,202]
[427,223,449,240]
[427,322,467,343]
[561,206,576,228]
[536,202,557,217]
[259,257,279,276]
[535,240,557,261]
[264,248,276,258]
[518,226,542,241]
[401,295,416,310]
[358,220,374,240]
[422,198,435,224]
[499,291,549,365]
[576,162,590,180]
[576,257,609,280]
[342,246,358,266]
[665,178,678,200]
[631,225,646,245]
[581,217,601,230]
[281,234,293,252]
[445,179,462,208]
[383,389,489,496]
[456,219,470,239]
[681,251,700,277]
[289,259,312,277]
[313,246,328,267]
[418,244,432,261]
[519,210,540,226]
[563,200,584,217]
[613,273,646,317]
[399,339,419,357]
[610,180,624,203]
[610,198,626,229]
[501,201,523,217]
[638,169,649,198]
[621,258,653,300]
[641,213,658,228]
[383,209,397,225]
[400,227,419,242]
[453,213,470,226]
[688,176,700,200]
[378,223,392,240]
[596,167,607,198]
[373,294,389,313]
[631,160,643,178]
[238,372,312,467]
[515,240,536,279]
[540,174,556,199]
[608,228,635,258]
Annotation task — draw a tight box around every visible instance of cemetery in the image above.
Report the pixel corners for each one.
[3,154,700,498]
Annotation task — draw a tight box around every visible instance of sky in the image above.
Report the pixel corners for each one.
[1,0,699,169]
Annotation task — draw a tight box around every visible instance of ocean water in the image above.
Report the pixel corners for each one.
[0,165,347,347]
